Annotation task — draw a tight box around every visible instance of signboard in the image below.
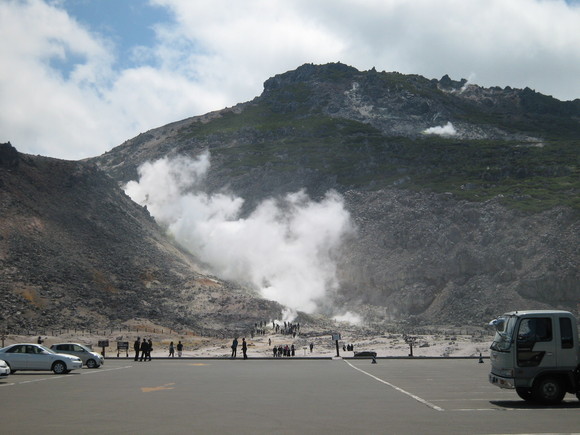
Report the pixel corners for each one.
[116,341,129,357]
[332,333,341,341]
[98,340,109,347]
[116,341,129,350]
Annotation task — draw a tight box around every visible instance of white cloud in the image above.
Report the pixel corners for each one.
[423,122,457,137]
[1,0,580,159]
[124,153,355,314]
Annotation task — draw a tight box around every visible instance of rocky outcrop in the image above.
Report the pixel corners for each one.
[0,142,19,168]
[0,147,282,331]
[336,190,578,325]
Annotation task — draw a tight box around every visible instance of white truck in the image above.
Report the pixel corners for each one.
[488,310,580,405]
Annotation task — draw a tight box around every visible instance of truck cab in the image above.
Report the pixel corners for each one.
[488,310,580,404]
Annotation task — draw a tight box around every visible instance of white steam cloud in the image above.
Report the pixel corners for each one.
[332,311,362,325]
[124,152,354,314]
[423,122,457,137]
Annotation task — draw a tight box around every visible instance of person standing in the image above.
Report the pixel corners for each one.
[176,341,183,357]
[231,337,238,358]
[242,338,248,360]
[169,341,175,357]
[134,337,141,361]
[139,338,148,361]
[147,339,153,361]
[309,342,314,353]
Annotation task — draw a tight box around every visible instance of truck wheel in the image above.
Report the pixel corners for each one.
[532,377,565,405]
[516,387,534,402]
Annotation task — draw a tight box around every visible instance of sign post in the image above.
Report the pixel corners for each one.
[98,340,109,358]
[332,333,341,357]
[116,341,129,357]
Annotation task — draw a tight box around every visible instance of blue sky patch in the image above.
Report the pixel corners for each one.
[58,0,173,70]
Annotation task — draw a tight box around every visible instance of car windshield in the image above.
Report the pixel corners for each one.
[490,315,517,351]
[38,345,56,354]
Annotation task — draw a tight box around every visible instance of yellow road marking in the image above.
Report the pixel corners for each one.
[189,363,210,366]
[141,383,175,393]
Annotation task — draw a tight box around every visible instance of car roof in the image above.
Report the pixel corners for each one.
[1,343,44,348]
[0,343,48,352]
[51,343,93,349]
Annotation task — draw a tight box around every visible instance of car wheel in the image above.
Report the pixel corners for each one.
[516,387,534,402]
[532,377,565,405]
[52,361,67,375]
[86,359,98,369]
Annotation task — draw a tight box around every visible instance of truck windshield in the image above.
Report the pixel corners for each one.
[490,315,517,351]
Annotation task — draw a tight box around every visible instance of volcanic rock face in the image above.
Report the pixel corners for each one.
[337,189,578,325]
[89,63,579,326]
[0,142,19,168]
[2,63,579,330]
[0,144,281,331]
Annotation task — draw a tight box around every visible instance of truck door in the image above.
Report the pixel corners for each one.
[516,317,557,370]
[557,316,577,369]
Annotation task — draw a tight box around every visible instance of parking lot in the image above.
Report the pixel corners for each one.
[1,357,578,434]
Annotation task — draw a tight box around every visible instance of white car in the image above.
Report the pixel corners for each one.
[50,343,104,368]
[0,359,10,378]
[0,343,83,374]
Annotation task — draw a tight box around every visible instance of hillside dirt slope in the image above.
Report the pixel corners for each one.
[0,142,281,333]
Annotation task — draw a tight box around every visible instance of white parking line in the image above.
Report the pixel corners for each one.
[0,365,132,387]
[80,365,132,375]
[343,360,444,412]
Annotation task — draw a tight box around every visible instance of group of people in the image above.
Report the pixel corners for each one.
[168,341,184,357]
[272,344,296,357]
[132,338,187,360]
[271,321,300,338]
[249,320,302,338]
[133,337,153,361]
[231,337,248,359]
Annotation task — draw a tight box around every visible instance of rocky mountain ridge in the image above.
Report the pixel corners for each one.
[1,62,578,332]
[91,63,579,326]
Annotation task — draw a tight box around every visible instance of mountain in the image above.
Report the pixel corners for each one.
[0,142,282,332]
[2,62,578,332]
[91,63,579,326]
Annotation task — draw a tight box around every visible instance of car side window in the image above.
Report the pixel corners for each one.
[7,345,25,353]
[73,345,84,352]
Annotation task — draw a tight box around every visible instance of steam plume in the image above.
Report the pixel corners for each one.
[423,122,457,137]
[124,152,354,314]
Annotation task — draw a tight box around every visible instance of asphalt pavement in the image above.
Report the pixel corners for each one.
[1,357,578,434]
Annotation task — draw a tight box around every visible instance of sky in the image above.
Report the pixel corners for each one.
[1,0,580,160]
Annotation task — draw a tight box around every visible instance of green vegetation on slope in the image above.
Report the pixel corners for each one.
[174,86,579,213]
